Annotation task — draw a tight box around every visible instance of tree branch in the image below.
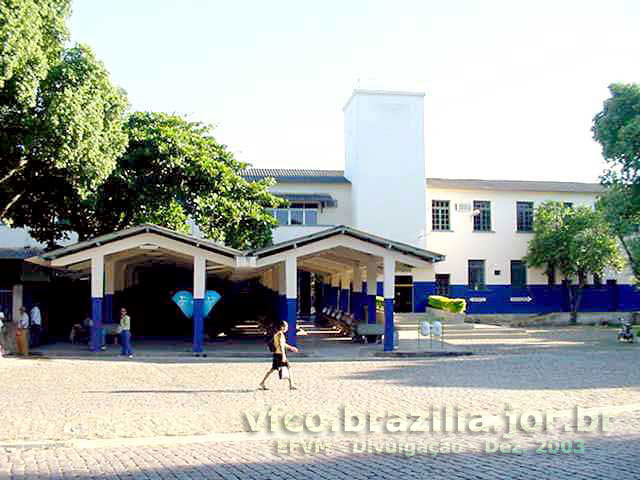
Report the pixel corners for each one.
[0,190,25,219]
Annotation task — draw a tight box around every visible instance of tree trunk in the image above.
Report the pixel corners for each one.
[566,278,578,324]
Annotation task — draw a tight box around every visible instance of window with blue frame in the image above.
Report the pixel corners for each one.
[510,260,527,288]
[432,200,450,231]
[468,260,485,290]
[516,201,534,232]
[473,200,491,231]
[267,203,319,226]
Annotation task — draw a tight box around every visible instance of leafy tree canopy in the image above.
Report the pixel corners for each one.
[593,83,640,283]
[73,112,284,250]
[593,83,640,185]
[525,201,623,321]
[0,0,71,108]
[1,2,128,246]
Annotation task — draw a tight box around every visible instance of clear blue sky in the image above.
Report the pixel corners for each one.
[70,0,640,182]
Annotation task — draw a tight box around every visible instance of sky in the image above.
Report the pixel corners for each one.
[69,0,640,183]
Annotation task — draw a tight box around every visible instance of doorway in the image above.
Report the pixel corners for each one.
[394,275,413,312]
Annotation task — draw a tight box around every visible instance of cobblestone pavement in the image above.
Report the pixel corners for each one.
[0,327,639,478]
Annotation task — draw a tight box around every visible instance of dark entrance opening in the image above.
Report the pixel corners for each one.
[394,275,413,312]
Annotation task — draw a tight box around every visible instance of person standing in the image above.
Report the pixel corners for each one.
[30,303,42,348]
[119,307,133,358]
[16,307,29,356]
[259,321,299,390]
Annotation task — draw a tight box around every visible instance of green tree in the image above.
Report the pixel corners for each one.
[596,186,640,281]
[75,112,284,249]
[593,83,640,186]
[0,2,128,245]
[525,202,623,323]
[593,83,640,282]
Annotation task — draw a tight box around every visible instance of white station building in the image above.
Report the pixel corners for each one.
[1,89,637,352]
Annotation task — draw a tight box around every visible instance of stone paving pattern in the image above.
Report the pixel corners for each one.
[0,326,638,478]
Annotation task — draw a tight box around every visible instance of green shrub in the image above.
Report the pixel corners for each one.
[428,295,466,314]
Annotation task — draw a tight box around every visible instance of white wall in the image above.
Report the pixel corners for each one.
[272,225,334,244]
[425,188,603,285]
[344,90,427,247]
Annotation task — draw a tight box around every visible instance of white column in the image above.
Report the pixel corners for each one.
[383,256,395,300]
[352,262,362,293]
[285,256,297,299]
[90,255,104,352]
[367,260,378,296]
[285,255,298,345]
[193,255,206,300]
[365,260,379,324]
[193,254,206,353]
[277,263,286,296]
[113,261,126,292]
[91,255,104,299]
[12,284,23,322]
[104,262,115,296]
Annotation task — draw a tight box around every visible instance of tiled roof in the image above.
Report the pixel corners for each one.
[427,178,604,193]
[241,168,349,183]
[242,168,603,193]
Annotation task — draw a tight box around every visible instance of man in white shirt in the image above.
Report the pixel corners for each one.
[30,303,42,347]
[16,307,29,356]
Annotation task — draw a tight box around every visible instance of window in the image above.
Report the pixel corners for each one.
[473,200,491,231]
[510,260,527,288]
[468,260,485,290]
[432,200,450,231]
[435,274,450,297]
[267,203,319,226]
[516,202,534,232]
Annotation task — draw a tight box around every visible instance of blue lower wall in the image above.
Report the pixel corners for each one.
[414,283,640,314]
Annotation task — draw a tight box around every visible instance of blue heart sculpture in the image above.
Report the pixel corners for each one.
[204,290,221,317]
[172,290,193,318]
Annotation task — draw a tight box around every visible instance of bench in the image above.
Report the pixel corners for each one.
[354,323,384,344]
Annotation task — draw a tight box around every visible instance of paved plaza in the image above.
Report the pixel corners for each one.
[0,326,639,479]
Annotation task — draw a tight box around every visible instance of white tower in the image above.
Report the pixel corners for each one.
[343,89,427,247]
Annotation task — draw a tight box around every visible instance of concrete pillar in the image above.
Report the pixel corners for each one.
[285,255,297,346]
[383,256,396,352]
[11,284,23,323]
[90,255,104,352]
[366,260,378,324]
[193,255,206,353]
[330,274,340,308]
[339,271,350,312]
[351,262,363,322]
[277,263,287,324]
[104,261,115,325]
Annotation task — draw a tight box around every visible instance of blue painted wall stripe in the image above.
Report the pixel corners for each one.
[90,297,103,352]
[193,298,204,353]
[383,298,394,352]
[411,282,640,314]
[286,298,297,346]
